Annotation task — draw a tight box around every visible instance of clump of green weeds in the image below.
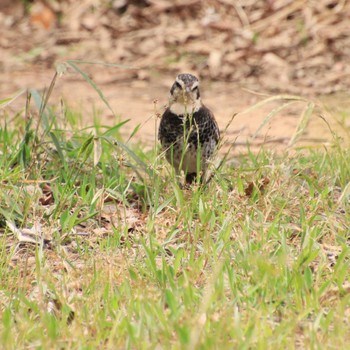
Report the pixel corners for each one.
[1,62,350,349]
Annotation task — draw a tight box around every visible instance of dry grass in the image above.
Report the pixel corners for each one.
[1,68,350,348]
[2,0,350,95]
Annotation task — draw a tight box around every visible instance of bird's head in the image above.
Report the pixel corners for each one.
[169,73,201,108]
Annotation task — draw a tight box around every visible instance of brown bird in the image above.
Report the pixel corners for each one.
[158,73,220,184]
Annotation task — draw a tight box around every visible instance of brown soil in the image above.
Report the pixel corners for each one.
[1,0,350,152]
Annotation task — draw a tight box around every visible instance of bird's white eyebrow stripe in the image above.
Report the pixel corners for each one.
[191,81,199,89]
[175,78,185,87]
[174,78,199,90]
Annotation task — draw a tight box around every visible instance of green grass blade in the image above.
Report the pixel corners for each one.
[127,123,141,143]
[101,120,130,137]
[66,61,115,117]
[49,131,65,161]
[0,89,26,110]
[102,136,154,177]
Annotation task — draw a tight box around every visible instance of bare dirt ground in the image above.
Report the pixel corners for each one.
[1,0,350,152]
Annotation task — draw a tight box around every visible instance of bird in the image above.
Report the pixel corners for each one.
[158,73,220,184]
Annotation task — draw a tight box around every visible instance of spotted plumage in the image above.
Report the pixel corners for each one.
[158,73,220,184]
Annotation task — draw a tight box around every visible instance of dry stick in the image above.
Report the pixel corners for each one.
[240,94,307,116]
[320,282,350,305]
[250,0,305,31]
[25,90,32,121]
[318,114,337,140]
[151,0,201,13]
[240,87,272,97]
[205,113,238,185]
[288,101,315,147]
[232,0,251,28]
[216,112,238,158]
[252,101,298,140]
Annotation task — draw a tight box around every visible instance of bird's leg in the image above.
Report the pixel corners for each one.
[185,172,197,184]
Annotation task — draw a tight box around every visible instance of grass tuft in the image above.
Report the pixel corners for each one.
[0,67,350,349]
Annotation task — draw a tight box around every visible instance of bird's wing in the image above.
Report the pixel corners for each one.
[193,106,220,144]
[158,108,184,144]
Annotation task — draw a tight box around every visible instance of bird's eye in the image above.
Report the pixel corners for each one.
[191,85,198,91]
[175,81,182,89]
